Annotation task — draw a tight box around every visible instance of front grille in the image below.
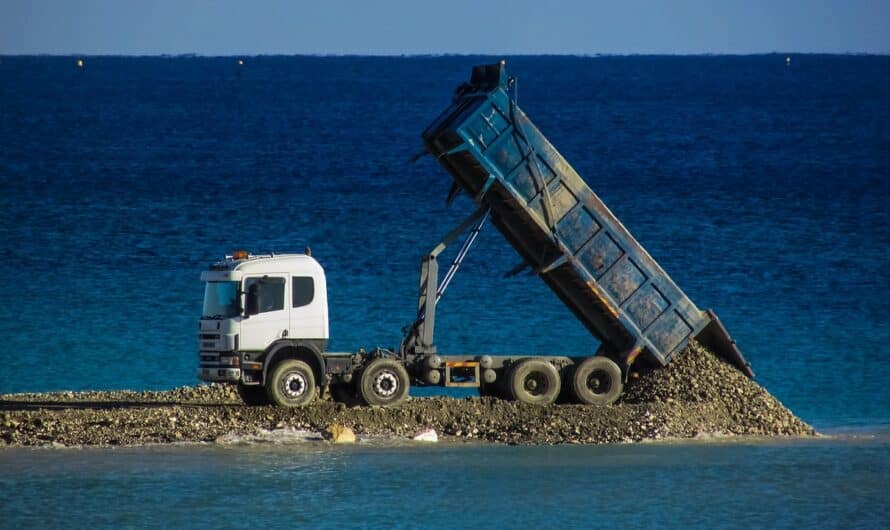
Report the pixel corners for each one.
[200,333,220,340]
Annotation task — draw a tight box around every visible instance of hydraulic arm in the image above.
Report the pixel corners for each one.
[401,207,489,357]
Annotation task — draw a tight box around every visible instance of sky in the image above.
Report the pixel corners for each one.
[1,0,888,55]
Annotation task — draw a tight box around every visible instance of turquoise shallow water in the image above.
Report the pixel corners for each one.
[1,435,888,529]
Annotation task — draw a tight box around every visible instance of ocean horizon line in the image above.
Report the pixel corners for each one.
[2,51,889,59]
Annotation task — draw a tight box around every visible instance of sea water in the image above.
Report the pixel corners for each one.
[0,55,888,527]
[1,435,887,528]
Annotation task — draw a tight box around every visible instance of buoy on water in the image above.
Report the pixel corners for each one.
[237,59,244,66]
[785,56,791,66]
[76,58,85,68]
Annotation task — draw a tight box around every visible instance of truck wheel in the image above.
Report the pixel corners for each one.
[266,359,316,407]
[508,359,561,406]
[571,356,623,405]
[359,358,410,407]
[237,384,270,406]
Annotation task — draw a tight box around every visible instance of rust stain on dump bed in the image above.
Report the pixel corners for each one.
[587,280,619,319]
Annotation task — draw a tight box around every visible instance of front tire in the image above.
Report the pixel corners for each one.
[237,384,270,406]
[266,359,316,407]
[507,359,561,406]
[359,358,410,407]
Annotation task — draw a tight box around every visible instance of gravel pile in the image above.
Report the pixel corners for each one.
[620,340,814,437]
[0,342,814,447]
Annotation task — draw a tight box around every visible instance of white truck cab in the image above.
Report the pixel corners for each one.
[198,251,331,396]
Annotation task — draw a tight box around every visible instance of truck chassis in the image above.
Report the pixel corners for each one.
[216,206,623,408]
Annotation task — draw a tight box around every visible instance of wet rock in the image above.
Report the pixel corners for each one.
[322,424,356,444]
[412,428,438,442]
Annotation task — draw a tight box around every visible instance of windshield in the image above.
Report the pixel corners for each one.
[202,281,240,319]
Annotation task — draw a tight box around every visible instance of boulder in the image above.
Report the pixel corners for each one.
[412,428,438,442]
[322,424,356,444]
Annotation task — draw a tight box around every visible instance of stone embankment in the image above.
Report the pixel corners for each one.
[0,342,814,447]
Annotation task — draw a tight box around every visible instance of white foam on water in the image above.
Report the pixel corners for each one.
[215,427,323,446]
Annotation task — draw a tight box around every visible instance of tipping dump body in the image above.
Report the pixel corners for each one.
[423,63,753,377]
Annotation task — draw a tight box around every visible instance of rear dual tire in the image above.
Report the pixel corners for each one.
[508,359,561,406]
[501,356,623,406]
[570,356,623,406]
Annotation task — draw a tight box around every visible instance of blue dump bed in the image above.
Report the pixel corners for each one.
[423,63,753,377]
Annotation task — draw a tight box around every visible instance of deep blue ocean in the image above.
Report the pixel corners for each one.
[1,55,888,528]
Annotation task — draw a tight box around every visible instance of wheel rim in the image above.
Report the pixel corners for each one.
[523,372,548,396]
[373,370,399,397]
[282,372,307,398]
[586,369,612,395]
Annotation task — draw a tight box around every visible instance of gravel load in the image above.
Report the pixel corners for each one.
[0,342,814,447]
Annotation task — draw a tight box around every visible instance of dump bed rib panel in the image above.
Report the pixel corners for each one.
[423,63,753,377]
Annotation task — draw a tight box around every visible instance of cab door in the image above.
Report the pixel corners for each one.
[239,275,289,351]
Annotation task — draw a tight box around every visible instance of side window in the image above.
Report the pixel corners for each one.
[244,277,285,315]
[292,276,315,308]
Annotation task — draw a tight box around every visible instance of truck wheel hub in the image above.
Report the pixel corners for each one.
[374,371,398,397]
[283,373,307,397]
[524,374,545,394]
[587,371,610,394]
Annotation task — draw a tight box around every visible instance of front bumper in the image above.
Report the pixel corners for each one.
[198,349,243,383]
[198,366,241,382]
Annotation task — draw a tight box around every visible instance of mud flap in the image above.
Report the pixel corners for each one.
[695,309,755,378]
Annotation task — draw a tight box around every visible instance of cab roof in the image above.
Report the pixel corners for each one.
[208,253,324,276]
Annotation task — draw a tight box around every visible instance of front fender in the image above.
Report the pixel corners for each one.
[261,339,327,384]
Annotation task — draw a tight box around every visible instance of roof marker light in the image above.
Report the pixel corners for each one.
[232,250,249,260]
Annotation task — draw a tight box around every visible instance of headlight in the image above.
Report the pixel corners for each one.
[219,356,241,367]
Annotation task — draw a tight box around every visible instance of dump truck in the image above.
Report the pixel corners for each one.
[197,62,752,408]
